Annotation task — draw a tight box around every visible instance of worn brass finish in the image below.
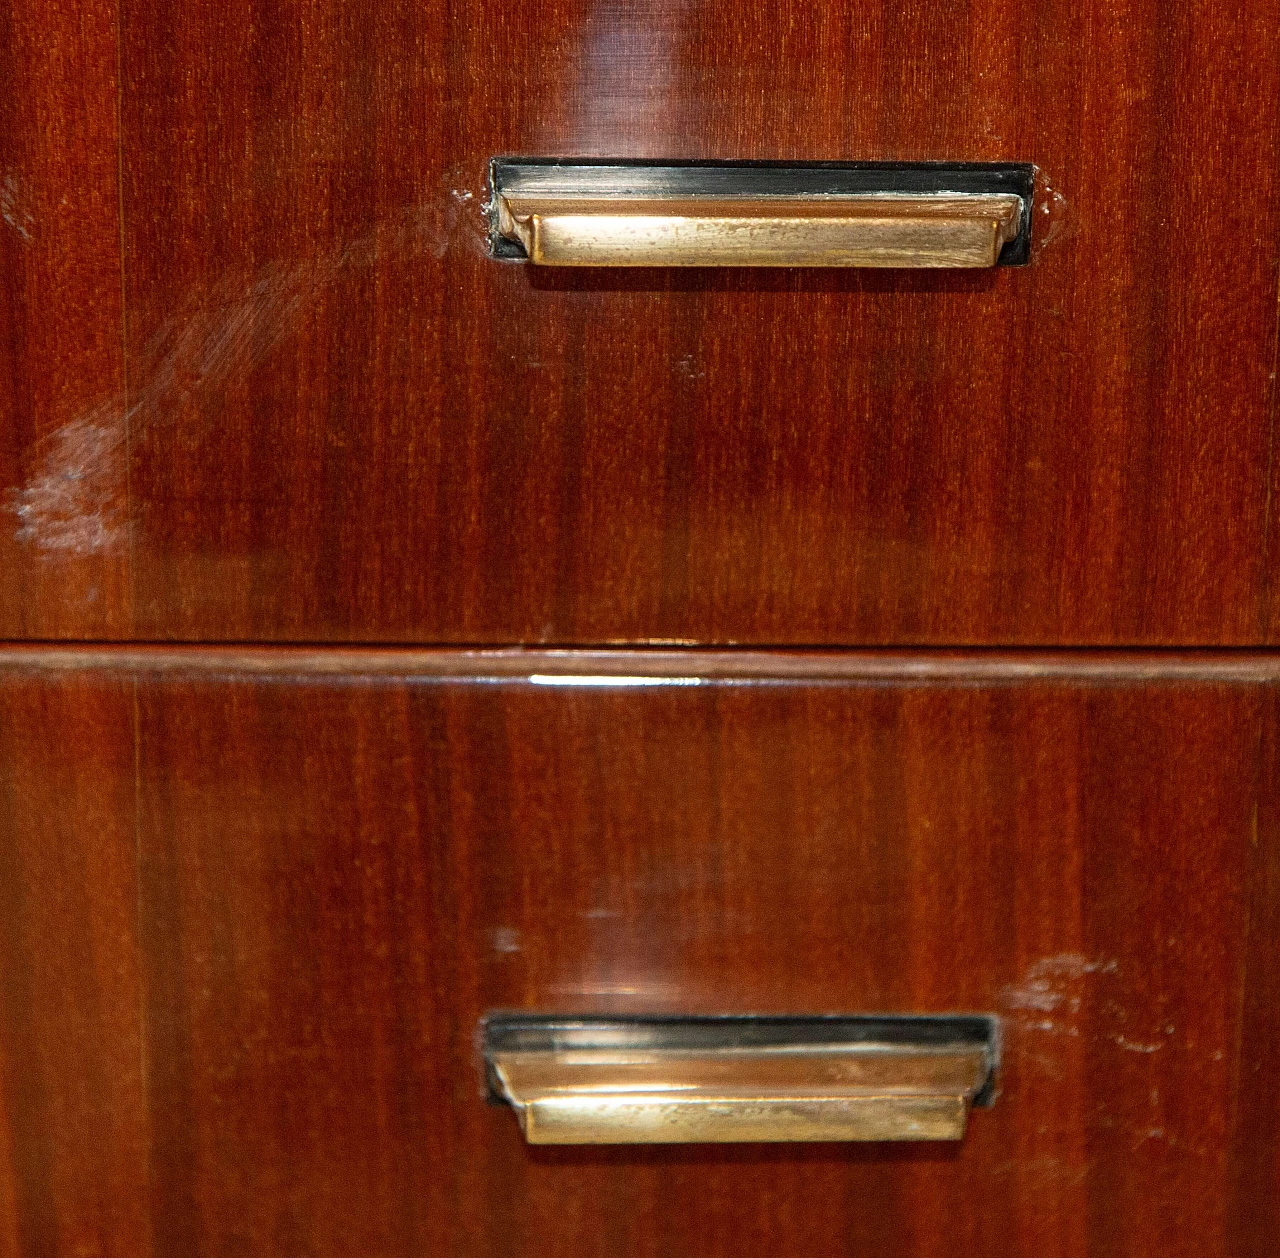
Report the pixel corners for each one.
[495,193,1024,267]
[489,1044,992,1144]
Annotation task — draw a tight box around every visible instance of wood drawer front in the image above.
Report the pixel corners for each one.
[1,649,1277,1256]
[5,0,1280,646]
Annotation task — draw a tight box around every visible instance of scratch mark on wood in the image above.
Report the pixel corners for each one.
[3,184,484,555]
[1,171,34,240]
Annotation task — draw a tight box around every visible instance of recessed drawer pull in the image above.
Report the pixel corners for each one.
[490,161,1033,268]
[482,1014,997,1145]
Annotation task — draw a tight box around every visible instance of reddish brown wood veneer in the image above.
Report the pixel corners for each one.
[0,0,130,637]
[2,648,1277,1256]
[4,0,1280,642]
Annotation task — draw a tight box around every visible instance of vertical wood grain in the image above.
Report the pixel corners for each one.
[118,0,452,638]
[136,677,458,1256]
[71,649,1270,1257]
[3,648,1276,1254]
[0,671,148,1258]
[0,0,131,636]
[1226,688,1280,1257]
[105,0,1280,644]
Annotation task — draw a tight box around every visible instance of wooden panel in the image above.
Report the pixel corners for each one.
[108,0,1280,644]
[1226,695,1280,1258]
[0,669,148,1258]
[0,0,131,637]
[3,647,1276,1256]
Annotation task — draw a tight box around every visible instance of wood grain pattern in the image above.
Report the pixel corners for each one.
[2,647,1277,1256]
[0,0,131,637]
[0,670,148,1258]
[93,0,1280,644]
[1226,696,1280,1255]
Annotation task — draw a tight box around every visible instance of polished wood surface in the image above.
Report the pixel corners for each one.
[3,0,1279,1248]
[0,0,129,638]
[2,647,1277,1256]
[1,0,1278,642]
[0,668,148,1258]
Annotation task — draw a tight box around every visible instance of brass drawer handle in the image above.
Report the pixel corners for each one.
[490,161,1033,268]
[482,1015,997,1145]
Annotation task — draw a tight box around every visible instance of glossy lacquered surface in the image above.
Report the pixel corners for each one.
[0,666,149,1257]
[0,0,128,637]
[1,648,1277,1256]
[3,0,1280,642]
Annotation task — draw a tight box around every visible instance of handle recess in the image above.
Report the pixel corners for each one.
[483,1015,997,1144]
